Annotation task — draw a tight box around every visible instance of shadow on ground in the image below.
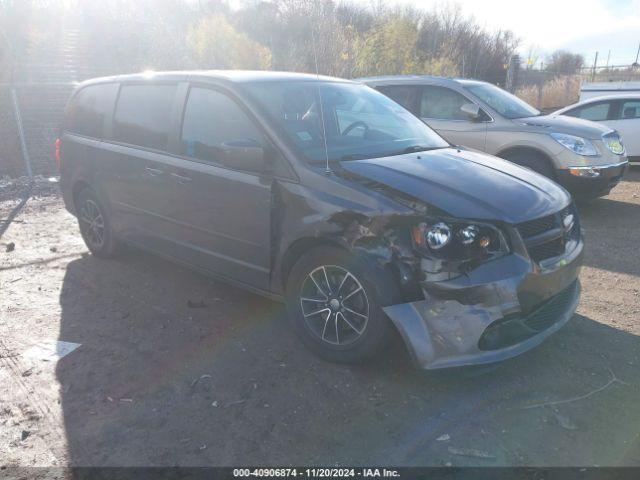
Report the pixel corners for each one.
[56,247,640,466]
[578,196,640,276]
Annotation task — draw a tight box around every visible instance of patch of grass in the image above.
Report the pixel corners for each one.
[516,75,581,111]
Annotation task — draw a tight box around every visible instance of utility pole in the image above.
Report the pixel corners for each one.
[633,42,640,68]
[591,51,598,82]
[606,50,611,69]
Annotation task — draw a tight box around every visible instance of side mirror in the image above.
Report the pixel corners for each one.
[221,139,265,172]
[460,103,481,121]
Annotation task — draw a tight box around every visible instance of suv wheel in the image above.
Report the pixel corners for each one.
[504,150,555,179]
[76,188,121,258]
[285,247,396,364]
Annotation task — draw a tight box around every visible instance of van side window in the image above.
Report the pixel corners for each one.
[566,101,611,121]
[113,84,177,150]
[420,86,470,120]
[65,83,118,138]
[181,87,263,164]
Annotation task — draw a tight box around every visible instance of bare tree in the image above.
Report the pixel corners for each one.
[545,50,585,75]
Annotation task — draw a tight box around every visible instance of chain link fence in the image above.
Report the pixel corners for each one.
[0,82,76,180]
[0,87,23,179]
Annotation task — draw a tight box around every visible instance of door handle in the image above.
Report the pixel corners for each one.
[170,172,193,183]
[144,166,165,176]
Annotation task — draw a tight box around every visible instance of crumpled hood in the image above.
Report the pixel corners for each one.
[340,147,571,224]
[516,114,612,139]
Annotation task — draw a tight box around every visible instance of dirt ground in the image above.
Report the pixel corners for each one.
[1,170,639,468]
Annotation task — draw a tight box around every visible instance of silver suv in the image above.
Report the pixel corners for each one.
[361,75,628,198]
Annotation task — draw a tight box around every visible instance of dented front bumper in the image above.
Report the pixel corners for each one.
[384,240,583,369]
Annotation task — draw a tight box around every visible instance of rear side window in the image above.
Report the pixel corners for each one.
[65,83,118,138]
[619,100,640,119]
[377,85,418,111]
[420,86,470,120]
[181,87,263,164]
[113,84,178,150]
[566,101,611,121]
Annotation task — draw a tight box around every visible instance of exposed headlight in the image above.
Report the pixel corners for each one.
[602,132,625,155]
[425,222,451,250]
[550,133,598,156]
[459,225,479,245]
[412,219,507,263]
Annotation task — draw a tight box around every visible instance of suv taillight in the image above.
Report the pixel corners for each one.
[55,138,61,169]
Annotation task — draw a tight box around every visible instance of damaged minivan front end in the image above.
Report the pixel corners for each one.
[337,148,583,369]
[383,214,582,369]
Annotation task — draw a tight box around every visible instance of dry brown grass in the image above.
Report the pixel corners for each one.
[516,75,582,111]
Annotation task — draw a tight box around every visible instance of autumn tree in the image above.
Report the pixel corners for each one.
[187,13,272,70]
[353,16,421,76]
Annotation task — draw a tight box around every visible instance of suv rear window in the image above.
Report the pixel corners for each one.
[65,83,118,138]
[420,85,470,120]
[376,85,418,111]
[113,84,178,151]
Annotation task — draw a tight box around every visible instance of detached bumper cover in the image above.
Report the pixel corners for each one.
[384,240,583,370]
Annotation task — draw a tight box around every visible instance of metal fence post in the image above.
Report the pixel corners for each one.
[506,54,520,93]
[536,79,543,109]
[10,87,33,181]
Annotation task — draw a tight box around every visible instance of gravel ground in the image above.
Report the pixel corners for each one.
[0,170,639,467]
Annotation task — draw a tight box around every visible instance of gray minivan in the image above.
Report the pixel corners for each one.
[58,71,583,369]
[362,75,628,199]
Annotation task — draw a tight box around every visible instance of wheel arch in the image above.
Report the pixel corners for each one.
[279,236,347,292]
[72,180,93,212]
[279,235,403,306]
[496,145,558,178]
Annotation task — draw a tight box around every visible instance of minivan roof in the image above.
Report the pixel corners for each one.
[356,75,488,87]
[77,70,351,88]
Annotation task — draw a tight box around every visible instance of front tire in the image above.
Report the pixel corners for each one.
[76,188,121,258]
[503,150,556,179]
[285,247,397,364]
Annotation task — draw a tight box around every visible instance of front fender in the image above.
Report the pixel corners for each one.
[270,176,422,300]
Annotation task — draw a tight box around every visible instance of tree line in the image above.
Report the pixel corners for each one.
[0,0,586,84]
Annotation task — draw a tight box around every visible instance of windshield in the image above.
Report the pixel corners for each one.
[243,81,449,163]
[465,83,540,119]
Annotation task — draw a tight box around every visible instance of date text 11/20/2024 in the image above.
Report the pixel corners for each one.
[233,468,401,478]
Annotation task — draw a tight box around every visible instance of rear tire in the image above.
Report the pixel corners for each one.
[76,188,121,258]
[503,150,556,179]
[285,247,397,364]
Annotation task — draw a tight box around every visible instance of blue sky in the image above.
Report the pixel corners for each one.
[370,0,640,66]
